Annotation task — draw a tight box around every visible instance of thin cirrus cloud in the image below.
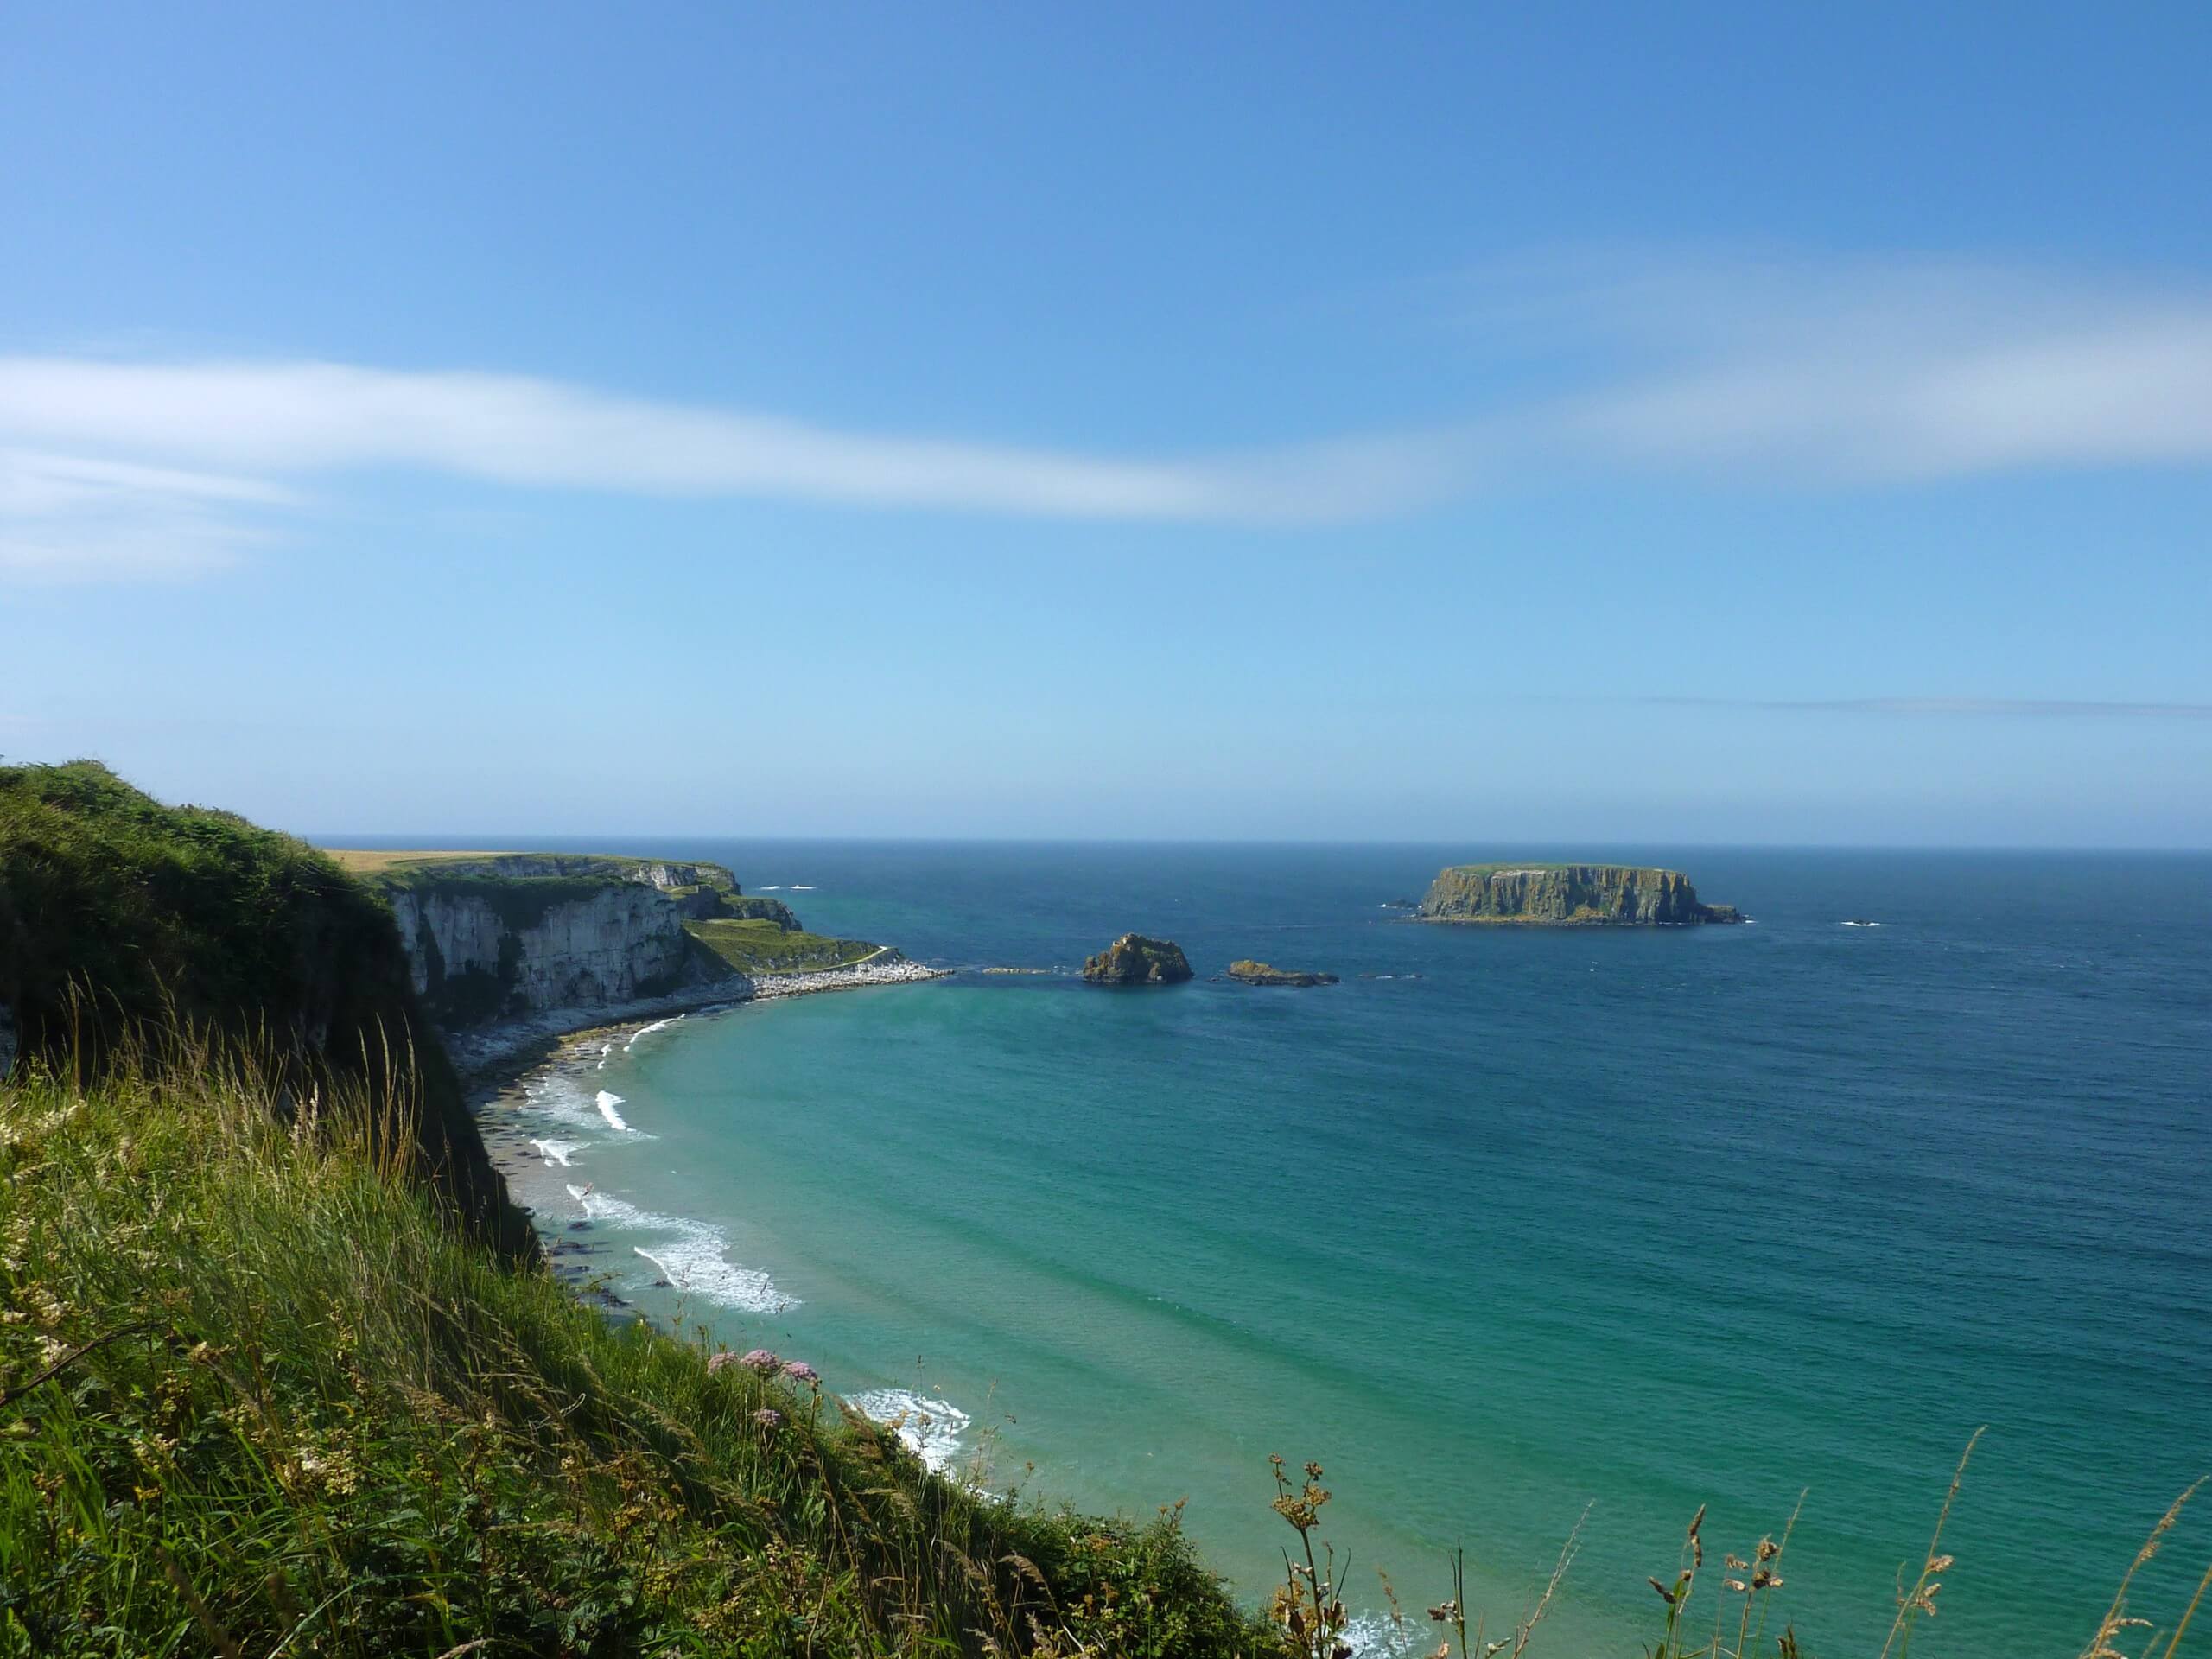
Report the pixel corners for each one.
[3,247,2211,581]
[1523,249,2212,479]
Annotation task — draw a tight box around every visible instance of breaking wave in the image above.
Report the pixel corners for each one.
[625,1015,683,1052]
[562,1185,794,1313]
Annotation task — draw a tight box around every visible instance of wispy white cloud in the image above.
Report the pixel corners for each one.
[1461,248,2212,480]
[0,448,292,581]
[3,246,2210,581]
[0,359,1452,525]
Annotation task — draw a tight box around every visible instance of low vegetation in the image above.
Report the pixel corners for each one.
[325,852,737,896]
[0,760,531,1258]
[684,918,883,977]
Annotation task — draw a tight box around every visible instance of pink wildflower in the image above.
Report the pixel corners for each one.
[738,1348,779,1374]
[782,1360,820,1385]
[753,1408,784,1429]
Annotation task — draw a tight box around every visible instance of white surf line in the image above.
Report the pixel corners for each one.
[560,1185,795,1313]
[625,1014,684,1052]
[594,1090,631,1132]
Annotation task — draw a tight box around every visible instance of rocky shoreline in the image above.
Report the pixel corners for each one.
[749,954,950,1001]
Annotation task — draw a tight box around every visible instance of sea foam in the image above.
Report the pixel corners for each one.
[626,1015,683,1052]
[528,1138,579,1168]
[560,1187,792,1313]
[595,1090,631,1132]
[523,1076,614,1136]
[849,1389,971,1474]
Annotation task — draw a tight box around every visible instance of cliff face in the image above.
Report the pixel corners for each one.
[1415,863,1743,925]
[369,855,753,1028]
[385,884,712,1020]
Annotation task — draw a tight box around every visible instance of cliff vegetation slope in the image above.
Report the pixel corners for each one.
[0,761,531,1258]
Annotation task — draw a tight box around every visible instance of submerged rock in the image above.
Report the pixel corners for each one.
[1224,959,1339,987]
[1081,933,1193,985]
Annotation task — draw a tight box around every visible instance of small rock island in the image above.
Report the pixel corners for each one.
[1081,934,1194,985]
[1224,960,1339,987]
[1414,863,1744,926]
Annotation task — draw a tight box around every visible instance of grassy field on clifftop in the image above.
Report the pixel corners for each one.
[684,918,883,976]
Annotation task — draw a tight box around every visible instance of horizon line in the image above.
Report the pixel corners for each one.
[302,832,2212,855]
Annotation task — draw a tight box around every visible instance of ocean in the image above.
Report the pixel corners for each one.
[485,842,2212,1655]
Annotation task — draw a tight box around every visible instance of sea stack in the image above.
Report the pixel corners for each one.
[1081,934,1194,984]
[1414,864,1743,925]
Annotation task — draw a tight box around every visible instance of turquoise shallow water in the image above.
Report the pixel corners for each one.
[481,843,2212,1654]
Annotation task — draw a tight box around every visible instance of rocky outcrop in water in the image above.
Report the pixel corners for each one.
[1224,960,1338,987]
[1415,864,1743,926]
[1081,934,1193,985]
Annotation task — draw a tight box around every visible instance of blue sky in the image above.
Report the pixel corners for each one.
[3,3,2209,843]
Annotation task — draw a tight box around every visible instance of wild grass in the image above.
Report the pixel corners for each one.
[1269,1437,2209,1659]
[0,1033,1269,1658]
[0,760,535,1260]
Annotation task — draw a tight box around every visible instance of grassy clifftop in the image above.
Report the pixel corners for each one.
[685,918,884,976]
[0,761,532,1258]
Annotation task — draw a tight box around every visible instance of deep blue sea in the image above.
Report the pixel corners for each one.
[460,842,2212,1655]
